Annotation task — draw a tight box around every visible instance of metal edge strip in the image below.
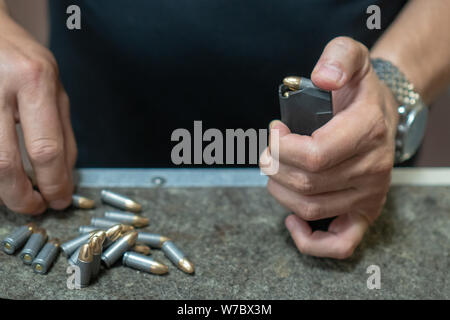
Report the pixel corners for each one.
[76,168,450,188]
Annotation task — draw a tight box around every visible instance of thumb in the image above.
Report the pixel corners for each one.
[269,119,290,138]
[311,36,371,91]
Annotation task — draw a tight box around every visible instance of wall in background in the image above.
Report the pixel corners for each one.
[4,0,449,167]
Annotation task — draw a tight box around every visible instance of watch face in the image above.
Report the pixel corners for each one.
[403,106,428,160]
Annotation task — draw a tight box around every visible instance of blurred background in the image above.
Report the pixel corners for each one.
[5,0,449,166]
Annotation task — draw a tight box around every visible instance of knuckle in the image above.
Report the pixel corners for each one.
[295,240,310,255]
[19,58,56,85]
[0,151,16,173]
[301,201,322,221]
[28,138,63,164]
[290,172,315,194]
[10,203,40,215]
[335,241,356,259]
[39,182,68,198]
[305,148,328,173]
[370,115,389,142]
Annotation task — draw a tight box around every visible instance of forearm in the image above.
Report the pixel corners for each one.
[370,0,450,104]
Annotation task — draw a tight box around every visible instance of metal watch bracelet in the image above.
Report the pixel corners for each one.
[371,58,428,163]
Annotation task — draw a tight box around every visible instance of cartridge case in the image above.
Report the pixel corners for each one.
[162,241,195,274]
[78,225,103,234]
[61,232,97,257]
[2,223,37,254]
[32,238,60,274]
[101,190,142,213]
[122,252,168,275]
[75,244,93,288]
[137,232,170,248]
[101,231,138,268]
[104,211,149,227]
[72,194,95,209]
[91,217,126,229]
[89,236,103,278]
[19,228,48,265]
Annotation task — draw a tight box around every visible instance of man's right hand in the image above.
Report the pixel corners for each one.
[0,8,76,214]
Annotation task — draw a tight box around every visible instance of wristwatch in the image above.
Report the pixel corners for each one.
[371,58,428,164]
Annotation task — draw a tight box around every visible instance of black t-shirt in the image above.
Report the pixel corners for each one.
[49,0,407,167]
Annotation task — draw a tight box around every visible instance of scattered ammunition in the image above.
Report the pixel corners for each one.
[75,244,93,288]
[32,238,60,274]
[283,76,318,91]
[161,241,195,274]
[137,232,170,248]
[119,224,135,235]
[101,190,142,213]
[68,231,105,265]
[2,223,37,254]
[101,231,138,268]
[91,217,127,229]
[122,252,168,275]
[103,224,123,248]
[72,194,95,209]
[104,211,149,227]
[78,225,103,234]
[132,244,152,256]
[61,231,98,257]
[19,228,48,265]
[89,236,103,278]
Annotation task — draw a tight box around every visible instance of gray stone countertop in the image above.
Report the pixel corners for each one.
[0,185,449,299]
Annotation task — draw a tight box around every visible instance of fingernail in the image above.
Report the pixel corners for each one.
[50,199,70,210]
[318,63,343,84]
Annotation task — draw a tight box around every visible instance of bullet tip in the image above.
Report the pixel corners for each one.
[151,261,169,275]
[283,76,301,90]
[178,258,195,274]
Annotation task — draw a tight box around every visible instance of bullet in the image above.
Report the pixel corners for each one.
[101,190,142,213]
[75,244,93,288]
[19,228,48,265]
[122,252,168,275]
[89,236,103,278]
[283,76,318,91]
[72,194,95,209]
[78,225,103,234]
[91,217,129,229]
[68,231,105,265]
[61,231,98,257]
[161,241,195,274]
[2,223,37,254]
[104,211,149,227]
[137,232,170,248]
[101,230,138,268]
[132,244,152,256]
[103,224,123,248]
[119,224,135,235]
[32,238,60,274]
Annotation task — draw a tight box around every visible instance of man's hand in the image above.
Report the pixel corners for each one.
[0,9,76,214]
[260,36,398,259]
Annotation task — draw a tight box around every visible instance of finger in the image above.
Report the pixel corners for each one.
[311,36,370,91]
[267,178,362,220]
[266,159,354,195]
[268,119,290,155]
[285,212,369,259]
[0,98,46,214]
[58,88,77,185]
[275,103,387,172]
[17,73,72,210]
